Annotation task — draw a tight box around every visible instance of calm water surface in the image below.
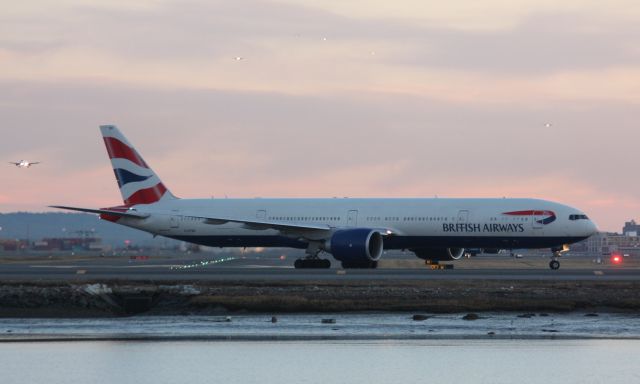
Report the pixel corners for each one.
[1,340,638,384]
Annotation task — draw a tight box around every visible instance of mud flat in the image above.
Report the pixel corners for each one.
[0,279,639,317]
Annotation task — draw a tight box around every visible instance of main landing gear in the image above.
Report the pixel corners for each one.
[294,243,331,269]
[549,245,569,270]
[294,258,331,269]
[340,260,378,269]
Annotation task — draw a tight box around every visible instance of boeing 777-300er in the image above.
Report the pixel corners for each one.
[52,125,598,270]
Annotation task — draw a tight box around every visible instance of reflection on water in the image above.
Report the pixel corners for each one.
[0,339,639,384]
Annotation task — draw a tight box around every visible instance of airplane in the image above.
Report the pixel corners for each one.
[9,160,40,168]
[52,125,598,270]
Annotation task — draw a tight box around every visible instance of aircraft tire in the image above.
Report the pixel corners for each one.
[341,261,378,269]
[294,259,331,269]
[549,260,560,270]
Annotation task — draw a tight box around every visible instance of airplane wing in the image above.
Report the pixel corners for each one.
[30,162,41,165]
[192,215,332,232]
[8,162,19,165]
[194,214,397,235]
[49,205,149,219]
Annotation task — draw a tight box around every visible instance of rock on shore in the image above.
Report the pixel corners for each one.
[0,280,639,317]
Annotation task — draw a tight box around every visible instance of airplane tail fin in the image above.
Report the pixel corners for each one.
[100,125,178,206]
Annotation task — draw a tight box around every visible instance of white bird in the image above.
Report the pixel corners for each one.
[9,160,41,168]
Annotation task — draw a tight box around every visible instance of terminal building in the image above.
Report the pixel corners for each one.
[623,220,640,236]
[0,237,108,252]
[582,219,640,257]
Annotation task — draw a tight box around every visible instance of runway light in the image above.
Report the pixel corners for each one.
[611,254,622,264]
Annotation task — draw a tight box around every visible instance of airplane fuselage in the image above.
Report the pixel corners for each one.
[117,197,596,251]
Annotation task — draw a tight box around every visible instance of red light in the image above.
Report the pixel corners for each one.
[612,255,622,264]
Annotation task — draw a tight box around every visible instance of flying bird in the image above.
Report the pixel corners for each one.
[9,160,41,168]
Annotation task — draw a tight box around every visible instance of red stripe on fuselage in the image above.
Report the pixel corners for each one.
[103,137,149,168]
[503,210,555,216]
[124,183,167,205]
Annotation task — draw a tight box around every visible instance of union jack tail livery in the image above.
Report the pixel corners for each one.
[100,125,177,205]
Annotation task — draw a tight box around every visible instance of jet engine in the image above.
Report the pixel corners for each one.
[328,228,383,268]
[412,247,465,261]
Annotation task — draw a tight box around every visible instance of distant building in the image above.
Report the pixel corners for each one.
[33,237,105,251]
[623,220,640,237]
[585,232,640,256]
[0,239,29,251]
[0,237,108,252]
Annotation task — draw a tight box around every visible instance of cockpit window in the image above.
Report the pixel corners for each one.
[569,214,589,221]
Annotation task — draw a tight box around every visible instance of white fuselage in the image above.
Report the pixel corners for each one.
[116,197,597,251]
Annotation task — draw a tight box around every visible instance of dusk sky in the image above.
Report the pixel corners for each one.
[1,0,639,231]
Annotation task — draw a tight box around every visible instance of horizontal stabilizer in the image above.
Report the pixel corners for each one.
[49,205,149,219]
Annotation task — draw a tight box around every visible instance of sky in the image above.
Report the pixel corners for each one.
[1,0,639,232]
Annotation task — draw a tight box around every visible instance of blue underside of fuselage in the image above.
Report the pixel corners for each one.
[168,235,589,250]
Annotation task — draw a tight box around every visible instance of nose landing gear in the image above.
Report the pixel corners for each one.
[549,245,569,270]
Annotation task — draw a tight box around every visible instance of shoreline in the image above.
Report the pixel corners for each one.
[2,334,640,343]
[1,279,639,317]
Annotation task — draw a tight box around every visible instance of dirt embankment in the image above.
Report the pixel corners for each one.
[0,280,639,317]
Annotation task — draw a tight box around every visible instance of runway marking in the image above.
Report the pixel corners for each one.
[594,271,604,275]
[76,270,87,275]
[336,270,347,275]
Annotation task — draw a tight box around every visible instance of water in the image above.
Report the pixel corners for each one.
[1,314,639,383]
[0,339,638,384]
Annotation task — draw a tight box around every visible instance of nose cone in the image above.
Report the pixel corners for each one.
[586,220,599,236]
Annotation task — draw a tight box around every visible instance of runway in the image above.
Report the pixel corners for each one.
[0,263,638,281]
[1,255,639,315]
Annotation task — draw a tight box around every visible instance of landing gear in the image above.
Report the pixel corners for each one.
[293,243,331,269]
[548,245,569,270]
[294,258,331,269]
[340,260,378,269]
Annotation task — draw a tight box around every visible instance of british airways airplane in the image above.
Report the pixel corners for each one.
[52,125,598,270]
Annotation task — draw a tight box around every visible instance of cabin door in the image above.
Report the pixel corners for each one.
[170,210,180,229]
[347,210,358,227]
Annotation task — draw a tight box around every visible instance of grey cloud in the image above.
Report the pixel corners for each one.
[4,1,638,74]
[400,12,640,74]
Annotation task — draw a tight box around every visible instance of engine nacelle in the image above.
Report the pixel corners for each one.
[328,229,383,262]
[412,247,465,261]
